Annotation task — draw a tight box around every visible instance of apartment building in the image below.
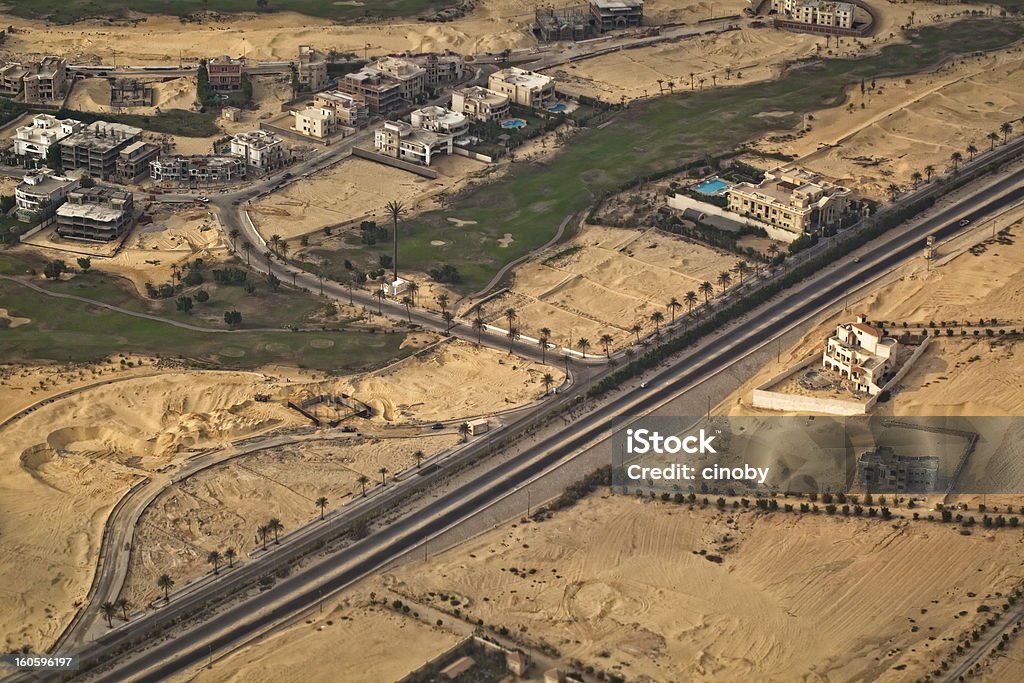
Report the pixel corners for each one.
[229,130,284,169]
[338,53,465,114]
[374,121,453,166]
[774,0,855,29]
[338,67,405,114]
[292,107,337,139]
[312,90,368,125]
[59,121,143,179]
[56,185,135,241]
[857,447,939,493]
[409,52,465,89]
[297,45,329,92]
[0,62,31,95]
[410,106,469,137]
[451,86,510,122]
[726,166,852,235]
[0,57,69,101]
[116,141,161,183]
[14,169,79,219]
[487,67,555,108]
[13,114,82,159]
[822,315,899,395]
[150,155,246,183]
[589,0,645,32]
[207,55,243,92]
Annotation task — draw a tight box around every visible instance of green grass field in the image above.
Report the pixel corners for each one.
[0,278,409,371]
[4,0,452,23]
[314,19,1024,293]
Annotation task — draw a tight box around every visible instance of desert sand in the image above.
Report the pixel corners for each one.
[65,76,198,116]
[483,224,738,352]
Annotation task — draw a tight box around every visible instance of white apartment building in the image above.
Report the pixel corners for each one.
[451,86,510,122]
[374,121,453,166]
[14,169,79,218]
[229,130,283,170]
[727,166,852,235]
[822,315,899,395]
[410,106,469,137]
[487,67,555,108]
[313,91,368,125]
[292,107,337,139]
[775,0,855,29]
[13,114,82,159]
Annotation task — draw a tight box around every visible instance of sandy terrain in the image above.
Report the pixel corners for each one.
[123,433,460,607]
[65,76,198,115]
[385,493,1024,681]
[0,175,22,197]
[484,224,738,352]
[758,45,1024,200]
[251,154,487,240]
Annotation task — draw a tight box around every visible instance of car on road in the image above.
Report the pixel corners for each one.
[197,195,209,203]
[852,256,861,263]
[431,422,445,430]
[959,218,971,226]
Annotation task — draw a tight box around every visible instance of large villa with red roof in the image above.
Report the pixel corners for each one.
[822,314,900,395]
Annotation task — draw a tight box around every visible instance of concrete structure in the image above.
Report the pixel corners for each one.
[150,155,245,183]
[488,67,555,108]
[373,120,453,166]
[221,106,241,122]
[59,121,143,179]
[589,0,645,31]
[296,45,328,93]
[775,0,855,29]
[451,86,510,122]
[14,169,79,219]
[12,114,82,159]
[313,90,368,125]
[292,107,337,139]
[110,79,154,107]
[229,130,284,170]
[207,55,243,92]
[338,66,404,114]
[22,57,69,102]
[56,185,134,241]
[857,447,939,493]
[440,656,475,680]
[468,418,489,436]
[822,315,899,395]
[0,62,31,95]
[381,277,411,298]
[115,141,160,183]
[410,106,469,137]
[726,166,852,235]
[408,52,465,89]
[338,53,464,114]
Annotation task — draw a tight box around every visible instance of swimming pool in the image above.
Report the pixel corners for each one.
[501,118,527,129]
[547,103,567,113]
[694,178,730,195]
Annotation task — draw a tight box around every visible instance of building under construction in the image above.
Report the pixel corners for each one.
[110,79,154,108]
[534,0,644,42]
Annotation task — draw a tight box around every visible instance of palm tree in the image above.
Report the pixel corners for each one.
[268,518,283,544]
[278,241,290,259]
[101,601,117,628]
[242,241,251,266]
[229,228,240,252]
[116,597,131,621]
[768,243,780,260]
[599,333,614,358]
[503,307,517,330]
[650,310,664,332]
[374,287,385,314]
[717,271,732,292]
[472,314,486,346]
[689,71,695,89]
[656,78,664,94]
[264,250,272,267]
[158,573,175,603]
[699,280,714,302]
[1001,121,1013,144]
[258,524,270,550]
[630,322,642,344]
[542,373,555,394]
[667,297,681,322]
[270,233,281,254]
[316,496,329,520]
[357,474,370,496]
[887,183,900,202]
[207,550,222,575]
[506,326,521,355]
[910,171,923,189]
[401,296,413,323]
[458,422,471,442]
[442,310,455,333]
[538,327,552,363]
[385,200,408,282]
[407,280,419,305]
[951,150,963,171]
[925,164,935,182]
[224,547,237,568]
[576,337,591,358]
[734,260,750,283]
[414,450,425,468]
[170,263,180,285]
[988,131,1000,150]
[966,144,978,161]
[684,290,698,315]
[378,466,388,486]
[436,293,450,315]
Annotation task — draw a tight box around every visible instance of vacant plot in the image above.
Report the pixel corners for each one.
[483,224,736,352]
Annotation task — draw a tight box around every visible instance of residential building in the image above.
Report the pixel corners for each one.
[313,91,368,125]
[0,62,31,95]
[488,67,555,108]
[451,86,510,122]
[56,185,135,241]
[774,0,855,30]
[207,55,243,92]
[407,52,465,89]
[374,121,453,166]
[370,57,427,100]
[296,45,329,92]
[13,114,82,159]
[116,141,161,183]
[14,169,79,219]
[338,66,404,114]
[857,447,939,493]
[410,106,469,137]
[150,155,246,183]
[821,314,899,395]
[229,130,284,170]
[59,121,143,179]
[22,57,69,102]
[726,166,852,235]
[292,107,337,139]
[589,0,645,32]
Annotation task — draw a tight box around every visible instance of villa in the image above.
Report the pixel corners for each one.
[229,130,284,170]
[14,169,79,220]
[374,121,453,166]
[313,91,368,125]
[726,166,852,236]
[857,447,939,493]
[13,114,82,159]
[822,315,899,395]
[410,106,469,137]
[451,86,510,122]
[487,67,555,108]
[150,155,246,183]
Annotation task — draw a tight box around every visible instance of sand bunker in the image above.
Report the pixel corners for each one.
[0,308,30,328]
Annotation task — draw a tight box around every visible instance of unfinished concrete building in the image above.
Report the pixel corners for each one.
[55,185,135,242]
[534,5,598,42]
[110,79,154,108]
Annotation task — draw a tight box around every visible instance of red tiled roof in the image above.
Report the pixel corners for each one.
[851,322,882,337]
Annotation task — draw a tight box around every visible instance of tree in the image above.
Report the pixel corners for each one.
[458,422,471,442]
[966,144,978,161]
[599,333,614,358]
[45,143,61,171]
[925,164,935,182]
[278,241,289,259]
[650,310,664,332]
[407,280,419,305]
[667,297,681,322]
[316,496,329,520]
[503,306,517,330]
[268,518,283,544]
[357,474,370,496]
[175,295,193,314]
[543,372,555,394]
[506,326,520,355]
[378,466,389,486]
[699,280,714,302]
[385,200,408,282]
[242,242,252,266]
[538,327,551,363]
[951,150,963,171]
[436,293,450,315]
[734,260,750,283]
[158,573,175,602]
[374,287,385,315]
[207,550,222,575]
[195,289,210,303]
[414,450,425,468]
[229,228,240,251]
[224,310,242,326]
[717,271,732,292]
[401,295,413,323]
[101,601,117,628]
[1001,121,1013,144]
[77,257,91,271]
[630,322,642,344]
[576,337,591,358]
[442,310,455,333]
[472,314,486,346]
[684,290,698,315]
[79,175,95,189]
[258,524,270,550]
[43,259,67,280]
[887,183,900,202]
[270,234,281,254]
[116,597,131,621]
[224,547,237,568]
[910,171,923,189]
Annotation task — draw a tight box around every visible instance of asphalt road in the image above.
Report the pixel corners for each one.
[77,159,1024,683]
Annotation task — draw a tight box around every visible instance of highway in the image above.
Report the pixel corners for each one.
[74,159,1024,683]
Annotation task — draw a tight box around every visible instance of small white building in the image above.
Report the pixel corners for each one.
[14,169,79,218]
[374,121,453,167]
[488,67,555,108]
[292,107,337,139]
[822,315,899,395]
[468,418,489,435]
[229,130,283,170]
[410,105,469,137]
[451,86,510,122]
[381,277,411,298]
[13,114,82,159]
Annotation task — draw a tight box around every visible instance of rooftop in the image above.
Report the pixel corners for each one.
[231,130,281,148]
[491,67,552,90]
[56,203,125,223]
[455,85,508,106]
[590,0,645,10]
[16,171,77,196]
[60,121,142,152]
[295,107,334,121]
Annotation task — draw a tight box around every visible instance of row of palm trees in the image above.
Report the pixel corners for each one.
[99,596,135,629]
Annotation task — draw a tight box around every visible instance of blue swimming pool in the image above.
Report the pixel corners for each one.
[547,103,567,113]
[501,118,527,129]
[694,178,730,195]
